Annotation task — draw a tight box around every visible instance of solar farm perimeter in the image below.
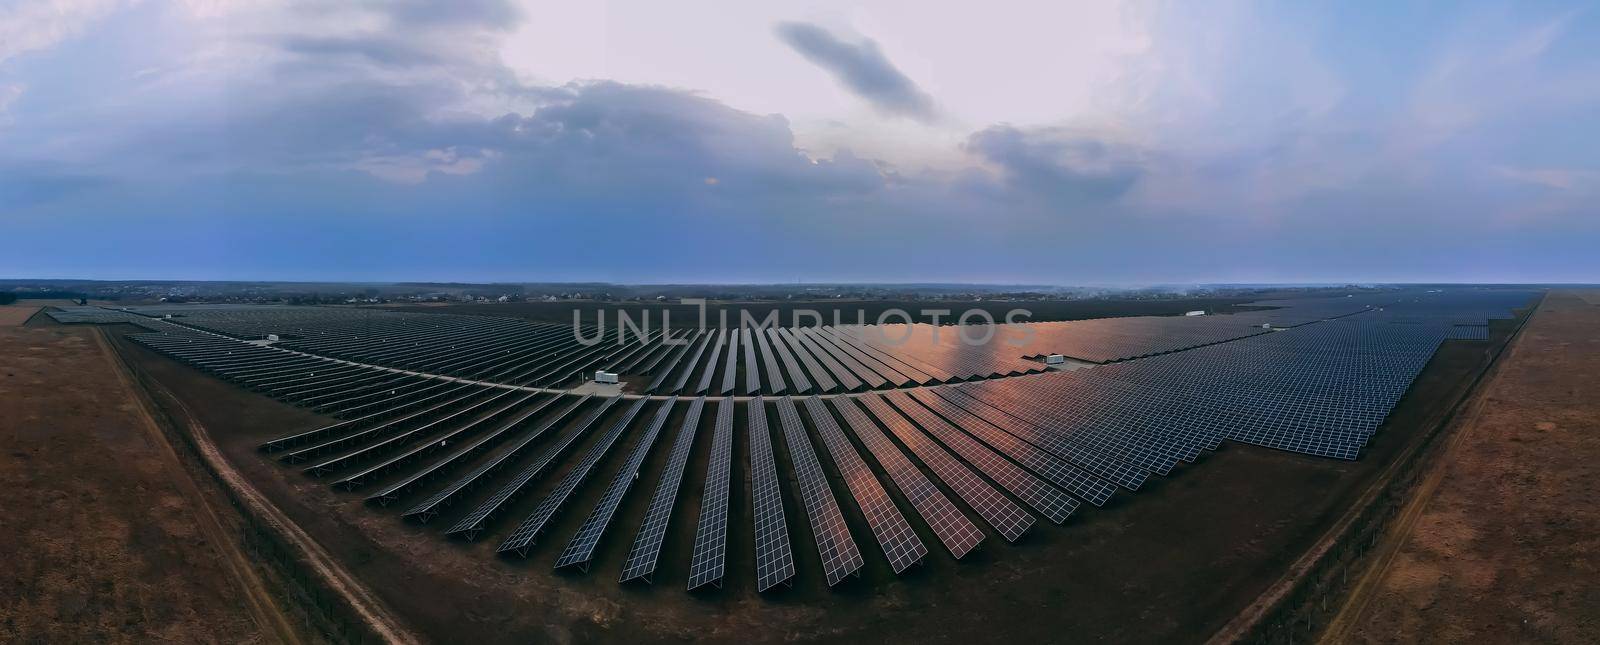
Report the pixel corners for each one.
[47,287,1538,642]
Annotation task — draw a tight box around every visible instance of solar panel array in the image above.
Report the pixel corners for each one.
[60,287,1534,593]
[831,397,985,558]
[773,397,863,586]
[800,397,928,573]
[553,398,677,570]
[46,306,167,329]
[619,397,705,583]
[498,397,648,555]
[747,399,796,592]
[857,394,1034,542]
[686,400,734,591]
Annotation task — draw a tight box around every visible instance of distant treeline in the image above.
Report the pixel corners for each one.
[3,290,89,302]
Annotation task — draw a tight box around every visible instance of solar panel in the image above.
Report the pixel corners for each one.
[774,397,863,586]
[666,331,713,394]
[799,397,926,573]
[790,329,864,391]
[857,394,1034,542]
[646,331,699,393]
[553,397,678,570]
[619,397,705,584]
[933,386,1149,491]
[830,397,984,559]
[884,390,1079,522]
[753,329,788,395]
[366,393,560,505]
[719,329,741,395]
[694,330,725,395]
[747,398,796,591]
[401,394,590,522]
[687,399,734,590]
[743,328,763,395]
[777,328,839,392]
[810,327,916,387]
[498,397,649,555]
[824,327,941,385]
[444,396,619,540]
[307,386,521,477]
[331,388,542,489]
[906,388,1116,507]
[763,328,813,394]
[797,327,886,389]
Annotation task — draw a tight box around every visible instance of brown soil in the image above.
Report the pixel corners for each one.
[0,304,41,327]
[0,322,289,643]
[101,305,1518,644]
[1332,291,1600,643]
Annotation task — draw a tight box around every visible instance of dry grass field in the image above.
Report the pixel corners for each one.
[1330,292,1600,643]
[0,304,41,327]
[0,318,292,643]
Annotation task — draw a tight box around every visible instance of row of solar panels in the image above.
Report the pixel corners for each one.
[101,304,1044,394]
[97,290,1533,467]
[76,290,1530,404]
[46,306,168,330]
[127,325,1125,590]
[83,288,1533,591]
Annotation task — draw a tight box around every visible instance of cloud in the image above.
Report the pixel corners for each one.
[1494,165,1595,191]
[965,126,1143,206]
[0,0,128,66]
[0,83,22,117]
[3,0,1600,283]
[774,21,937,122]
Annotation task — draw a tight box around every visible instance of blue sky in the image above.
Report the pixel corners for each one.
[1,0,1596,284]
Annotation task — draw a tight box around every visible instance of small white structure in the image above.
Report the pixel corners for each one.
[266,333,280,342]
[1045,354,1067,365]
[1260,323,1273,329]
[1184,310,1206,316]
[594,370,619,384]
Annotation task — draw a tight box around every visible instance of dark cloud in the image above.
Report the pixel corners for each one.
[278,35,447,68]
[775,21,937,122]
[384,0,523,30]
[965,126,1143,205]
[470,81,891,200]
[283,0,522,31]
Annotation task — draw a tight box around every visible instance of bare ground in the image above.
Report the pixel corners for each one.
[1329,291,1600,643]
[0,304,41,327]
[0,321,294,643]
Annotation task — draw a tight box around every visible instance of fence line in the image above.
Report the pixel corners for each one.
[117,334,383,644]
[1238,297,1540,644]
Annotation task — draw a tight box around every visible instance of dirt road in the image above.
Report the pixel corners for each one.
[0,321,297,642]
[1324,291,1600,643]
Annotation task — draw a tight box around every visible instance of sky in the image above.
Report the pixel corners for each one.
[1,0,1597,284]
